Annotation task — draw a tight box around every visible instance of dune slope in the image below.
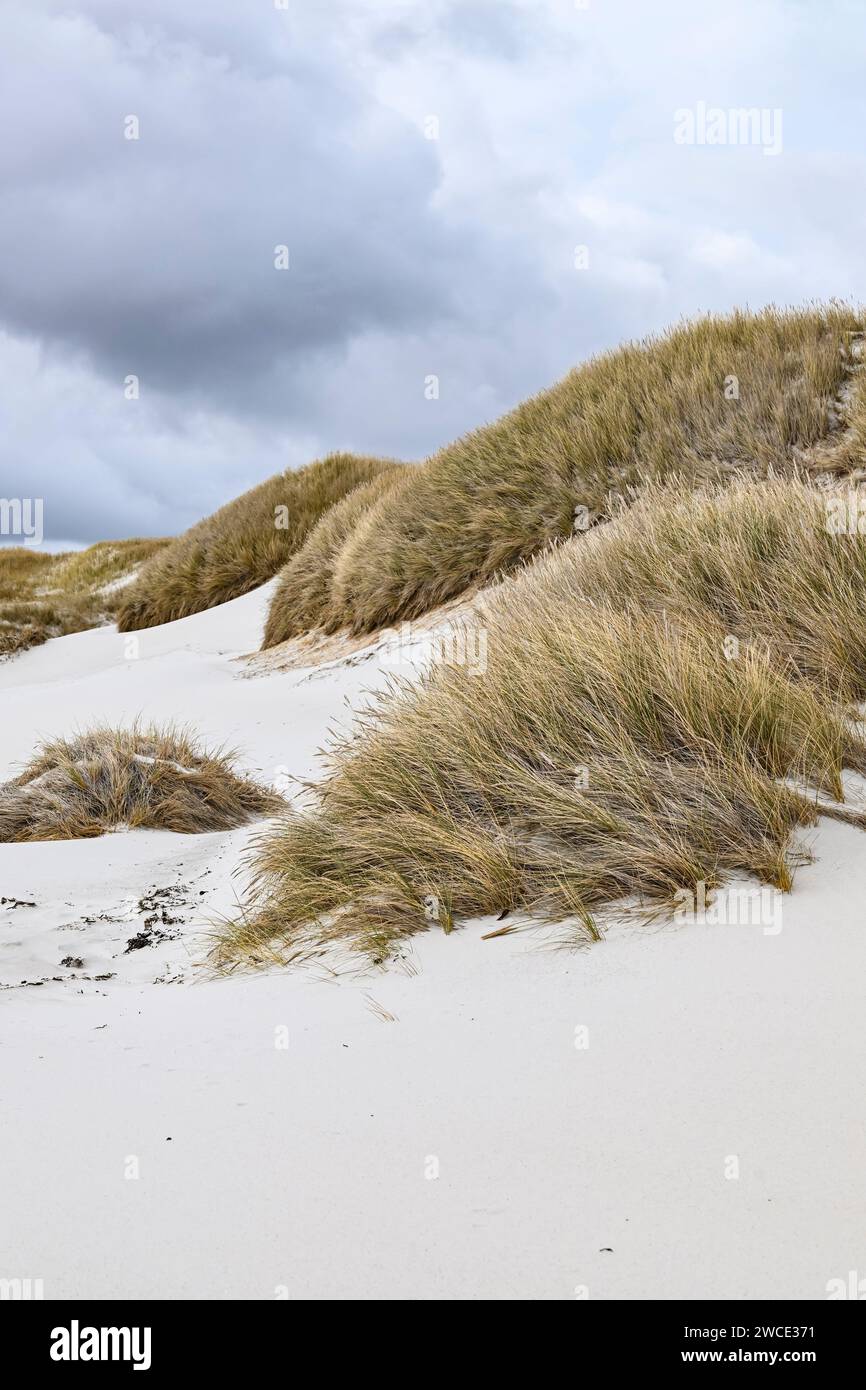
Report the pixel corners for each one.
[116,453,397,632]
[224,476,866,967]
[0,538,169,658]
[2,558,865,1299]
[320,304,865,633]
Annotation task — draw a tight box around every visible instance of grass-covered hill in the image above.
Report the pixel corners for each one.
[261,303,866,643]
[0,538,169,659]
[9,301,866,968]
[261,465,413,648]
[107,306,864,649]
[216,475,866,968]
[116,453,400,632]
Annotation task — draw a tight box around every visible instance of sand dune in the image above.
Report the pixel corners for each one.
[2,583,864,1298]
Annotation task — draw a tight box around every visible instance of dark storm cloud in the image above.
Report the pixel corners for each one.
[0,2,483,414]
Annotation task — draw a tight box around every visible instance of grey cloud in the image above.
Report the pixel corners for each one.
[1,0,865,546]
[0,5,482,415]
[437,0,536,61]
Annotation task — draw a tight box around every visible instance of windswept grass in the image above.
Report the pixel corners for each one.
[117,453,396,632]
[215,476,866,969]
[262,464,411,647]
[0,538,169,659]
[0,724,282,842]
[322,304,864,633]
[523,473,866,699]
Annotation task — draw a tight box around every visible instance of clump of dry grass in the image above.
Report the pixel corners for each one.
[215,476,866,969]
[116,453,396,632]
[322,304,864,634]
[262,464,411,647]
[0,724,282,842]
[0,538,170,659]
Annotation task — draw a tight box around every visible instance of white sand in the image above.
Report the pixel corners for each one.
[1,586,864,1300]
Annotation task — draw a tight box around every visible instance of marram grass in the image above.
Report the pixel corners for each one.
[113,304,866,643]
[0,538,169,659]
[0,724,282,842]
[117,453,397,632]
[312,303,865,635]
[262,464,411,647]
[215,476,866,969]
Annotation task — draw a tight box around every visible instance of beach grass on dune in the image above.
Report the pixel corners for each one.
[116,453,397,632]
[0,724,283,842]
[0,537,170,659]
[520,473,866,700]
[261,463,411,648]
[215,476,866,968]
[318,304,865,635]
[108,304,866,645]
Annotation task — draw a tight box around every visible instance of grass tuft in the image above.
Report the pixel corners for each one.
[0,724,283,842]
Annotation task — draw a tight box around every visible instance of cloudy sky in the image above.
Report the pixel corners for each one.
[2,0,865,545]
